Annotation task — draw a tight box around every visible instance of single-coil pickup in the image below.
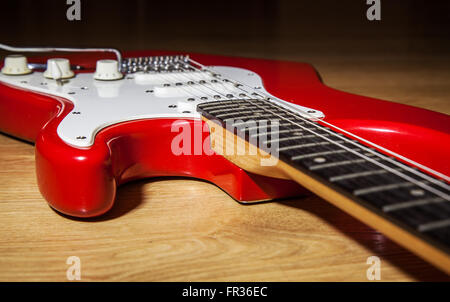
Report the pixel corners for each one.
[136,72,242,99]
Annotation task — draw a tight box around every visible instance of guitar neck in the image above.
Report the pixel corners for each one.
[197,98,450,274]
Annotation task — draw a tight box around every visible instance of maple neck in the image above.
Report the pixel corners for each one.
[197,98,450,270]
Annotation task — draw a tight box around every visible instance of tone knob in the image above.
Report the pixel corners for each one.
[1,54,32,75]
[44,58,74,79]
[94,60,123,81]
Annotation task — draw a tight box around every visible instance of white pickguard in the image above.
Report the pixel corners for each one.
[0,65,323,148]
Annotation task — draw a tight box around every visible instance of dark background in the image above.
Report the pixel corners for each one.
[1,0,450,114]
[1,0,450,58]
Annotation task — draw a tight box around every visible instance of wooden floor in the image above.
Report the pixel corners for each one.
[0,52,449,281]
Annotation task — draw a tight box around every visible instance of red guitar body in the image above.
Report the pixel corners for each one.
[0,51,449,217]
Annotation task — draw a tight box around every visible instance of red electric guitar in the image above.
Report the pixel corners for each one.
[0,44,449,274]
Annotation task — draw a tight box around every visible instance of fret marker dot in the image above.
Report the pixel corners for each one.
[314,157,326,163]
[410,189,425,197]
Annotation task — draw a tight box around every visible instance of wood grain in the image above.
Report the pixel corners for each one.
[202,116,450,274]
[0,55,449,281]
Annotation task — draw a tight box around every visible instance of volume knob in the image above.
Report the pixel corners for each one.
[1,54,32,75]
[94,60,123,81]
[44,58,74,79]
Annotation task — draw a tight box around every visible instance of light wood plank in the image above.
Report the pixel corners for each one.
[0,56,449,281]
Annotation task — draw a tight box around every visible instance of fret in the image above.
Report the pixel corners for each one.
[311,162,382,182]
[208,106,259,114]
[355,181,439,209]
[278,141,341,152]
[283,145,355,164]
[382,197,447,212]
[225,114,275,123]
[291,149,350,161]
[265,134,330,144]
[215,110,266,119]
[244,122,293,131]
[308,159,367,171]
[354,182,415,196]
[250,129,299,138]
[329,169,388,182]
[295,151,379,176]
[419,219,450,232]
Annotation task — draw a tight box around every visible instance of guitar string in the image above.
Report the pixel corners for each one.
[129,58,449,199]
[167,59,450,199]
[163,60,450,197]
[186,58,450,183]
[183,59,450,189]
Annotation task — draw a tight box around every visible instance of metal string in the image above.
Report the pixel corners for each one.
[158,58,450,197]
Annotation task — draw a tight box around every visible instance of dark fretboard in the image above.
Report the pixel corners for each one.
[197,99,450,253]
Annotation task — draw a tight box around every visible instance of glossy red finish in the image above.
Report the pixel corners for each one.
[0,51,449,217]
[0,81,305,217]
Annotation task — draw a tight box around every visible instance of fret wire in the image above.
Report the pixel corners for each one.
[265,134,329,144]
[329,169,389,182]
[308,159,367,171]
[224,113,274,123]
[418,219,450,232]
[354,182,416,196]
[383,197,447,212]
[291,149,349,160]
[251,129,300,137]
[215,110,266,118]
[277,141,339,152]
